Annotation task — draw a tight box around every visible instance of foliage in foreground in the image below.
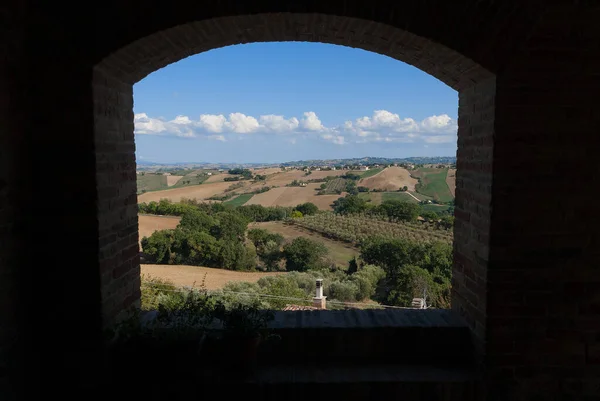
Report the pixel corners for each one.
[360,237,452,308]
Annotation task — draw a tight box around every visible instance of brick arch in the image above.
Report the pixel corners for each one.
[92,4,501,363]
[95,13,493,90]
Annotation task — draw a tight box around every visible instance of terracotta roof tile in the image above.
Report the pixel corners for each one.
[282,304,318,311]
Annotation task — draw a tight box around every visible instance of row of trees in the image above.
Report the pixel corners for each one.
[332,194,454,227]
[227,168,253,179]
[138,199,319,222]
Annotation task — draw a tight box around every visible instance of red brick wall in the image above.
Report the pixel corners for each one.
[452,78,496,361]
[482,6,600,399]
[93,69,140,325]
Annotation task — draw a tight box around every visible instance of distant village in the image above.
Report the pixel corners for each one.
[281,162,416,172]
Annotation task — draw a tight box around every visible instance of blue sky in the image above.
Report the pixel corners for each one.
[134,42,458,164]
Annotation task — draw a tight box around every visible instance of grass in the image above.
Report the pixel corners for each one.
[381,192,419,204]
[169,171,212,188]
[137,174,168,194]
[359,168,383,178]
[359,191,418,205]
[411,168,454,203]
[252,221,359,267]
[224,193,254,206]
[420,204,453,213]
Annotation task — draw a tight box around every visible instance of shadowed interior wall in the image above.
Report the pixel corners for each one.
[1,1,599,400]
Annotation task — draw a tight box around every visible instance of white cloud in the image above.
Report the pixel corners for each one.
[134,110,457,145]
[198,114,227,133]
[226,113,260,134]
[300,112,325,131]
[259,115,300,132]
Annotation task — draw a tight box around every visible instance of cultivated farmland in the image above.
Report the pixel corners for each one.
[411,168,454,203]
[252,221,359,267]
[136,173,168,194]
[141,264,282,290]
[166,175,183,186]
[381,192,420,203]
[138,214,181,248]
[358,167,418,191]
[245,183,344,210]
[359,168,383,178]
[137,181,233,203]
[292,213,453,245]
[321,177,347,194]
[223,193,254,207]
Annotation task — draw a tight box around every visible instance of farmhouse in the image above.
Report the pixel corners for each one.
[359,166,369,171]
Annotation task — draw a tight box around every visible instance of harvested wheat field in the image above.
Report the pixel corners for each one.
[245,183,343,210]
[203,173,230,183]
[166,175,183,186]
[263,170,306,187]
[141,264,282,290]
[305,170,347,180]
[138,181,232,203]
[446,169,456,197]
[359,167,418,192]
[138,214,181,247]
[252,167,282,176]
[263,169,347,187]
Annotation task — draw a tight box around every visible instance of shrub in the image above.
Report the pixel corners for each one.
[282,237,328,272]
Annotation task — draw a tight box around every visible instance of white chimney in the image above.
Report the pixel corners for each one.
[313,279,326,309]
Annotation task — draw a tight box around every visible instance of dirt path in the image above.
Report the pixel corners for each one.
[446,168,456,197]
[141,264,282,290]
[404,192,421,202]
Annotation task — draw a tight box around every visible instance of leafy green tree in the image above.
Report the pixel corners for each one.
[175,230,220,266]
[247,228,284,250]
[295,202,319,216]
[420,211,439,222]
[141,229,176,264]
[378,200,420,222]
[360,237,423,280]
[386,264,434,307]
[210,211,249,241]
[332,195,368,215]
[290,210,303,218]
[283,237,328,272]
[179,210,216,233]
[347,256,359,275]
[217,240,256,271]
[261,240,284,271]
